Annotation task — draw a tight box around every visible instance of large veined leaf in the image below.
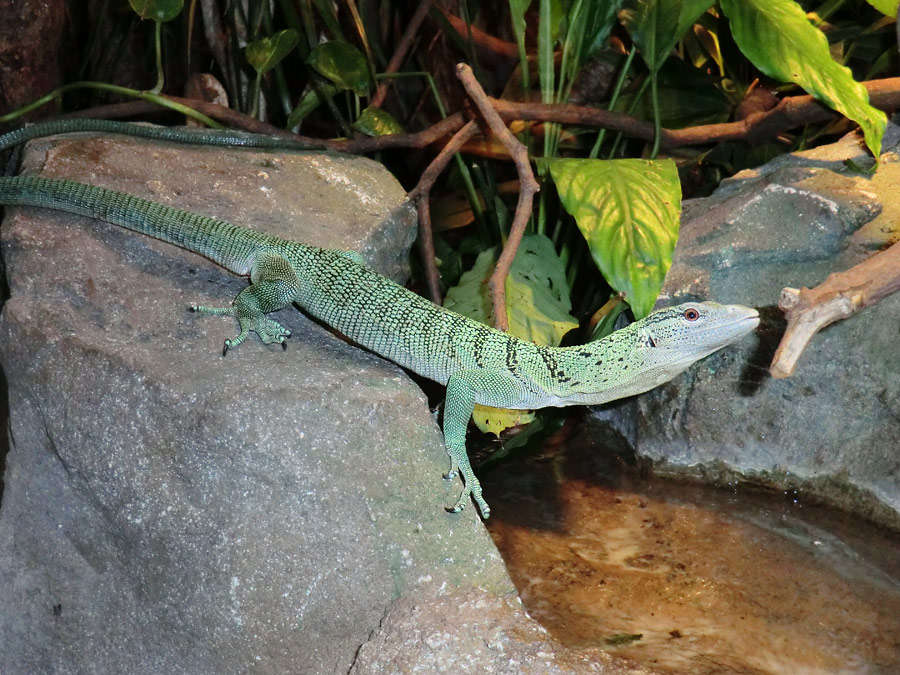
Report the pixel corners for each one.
[720,0,886,159]
[621,0,713,72]
[549,158,681,318]
[444,233,578,435]
[865,0,898,17]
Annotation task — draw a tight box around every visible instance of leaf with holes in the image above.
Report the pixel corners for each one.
[549,157,681,318]
[444,233,578,435]
[720,0,886,158]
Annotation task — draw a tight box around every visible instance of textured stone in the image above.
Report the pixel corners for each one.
[0,133,519,673]
[635,120,900,530]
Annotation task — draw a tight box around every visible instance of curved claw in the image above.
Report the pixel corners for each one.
[446,484,491,519]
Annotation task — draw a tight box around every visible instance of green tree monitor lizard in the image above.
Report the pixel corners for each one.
[0,132,759,518]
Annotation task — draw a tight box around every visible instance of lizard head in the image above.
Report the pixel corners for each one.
[557,301,759,405]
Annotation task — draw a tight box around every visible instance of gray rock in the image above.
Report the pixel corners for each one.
[0,133,523,674]
[635,120,900,530]
[351,587,652,675]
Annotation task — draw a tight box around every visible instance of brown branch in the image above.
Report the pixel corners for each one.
[57,77,900,159]
[64,97,297,137]
[770,240,900,378]
[437,9,520,66]
[330,112,466,153]
[456,63,540,332]
[59,98,468,154]
[408,119,480,304]
[490,77,900,150]
[370,0,437,109]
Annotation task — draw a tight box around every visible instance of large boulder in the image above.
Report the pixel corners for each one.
[636,121,900,530]
[0,132,521,673]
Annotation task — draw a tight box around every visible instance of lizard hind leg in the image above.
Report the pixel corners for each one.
[191,250,301,354]
[442,370,528,519]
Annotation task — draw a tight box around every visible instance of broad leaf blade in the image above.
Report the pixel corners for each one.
[865,0,898,16]
[549,158,681,318]
[352,107,404,136]
[620,0,680,72]
[245,29,299,75]
[444,234,578,436]
[720,0,886,158]
[129,0,183,22]
[306,41,371,96]
[443,234,578,347]
[621,0,714,72]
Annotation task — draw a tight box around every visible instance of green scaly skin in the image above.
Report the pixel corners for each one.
[0,122,760,518]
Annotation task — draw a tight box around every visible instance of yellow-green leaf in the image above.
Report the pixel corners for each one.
[245,30,299,75]
[865,0,898,17]
[306,41,371,97]
[352,107,404,136]
[720,0,886,158]
[549,157,681,318]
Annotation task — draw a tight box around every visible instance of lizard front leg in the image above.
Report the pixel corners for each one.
[443,369,529,518]
[192,250,300,354]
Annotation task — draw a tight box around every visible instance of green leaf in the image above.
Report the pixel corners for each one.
[128,0,183,22]
[537,0,568,103]
[352,107,404,136]
[621,0,713,72]
[865,0,898,16]
[549,158,681,318]
[578,0,626,61]
[245,29,299,75]
[444,233,577,436]
[306,41,371,96]
[621,0,680,73]
[471,405,535,437]
[444,233,579,347]
[286,83,340,128]
[720,0,887,159]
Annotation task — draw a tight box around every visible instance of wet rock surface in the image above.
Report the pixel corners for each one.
[635,120,900,529]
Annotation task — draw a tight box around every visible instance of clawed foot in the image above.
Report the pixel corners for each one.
[190,303,291,355]
[446,485,491,519]
[443,469,491,519]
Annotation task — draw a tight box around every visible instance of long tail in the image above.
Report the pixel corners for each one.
[0,175,269,274]
[0,118,324,153]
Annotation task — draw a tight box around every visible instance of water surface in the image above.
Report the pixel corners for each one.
[482,422,900,673]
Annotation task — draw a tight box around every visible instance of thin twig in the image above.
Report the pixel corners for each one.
[408,119,480,303]
[456,63,540,331]
[770,240,900,378]
[370,0,437,109]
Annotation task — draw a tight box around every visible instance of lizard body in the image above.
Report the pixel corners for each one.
[0,128,759,518]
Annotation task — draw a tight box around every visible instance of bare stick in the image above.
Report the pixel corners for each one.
[770,240,900,378]
[370,0,437,109]
[456,63,540,331]
[408,119,480,303]
[490,77,900,149]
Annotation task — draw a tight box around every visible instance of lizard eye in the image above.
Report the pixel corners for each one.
[683,307,701,322]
